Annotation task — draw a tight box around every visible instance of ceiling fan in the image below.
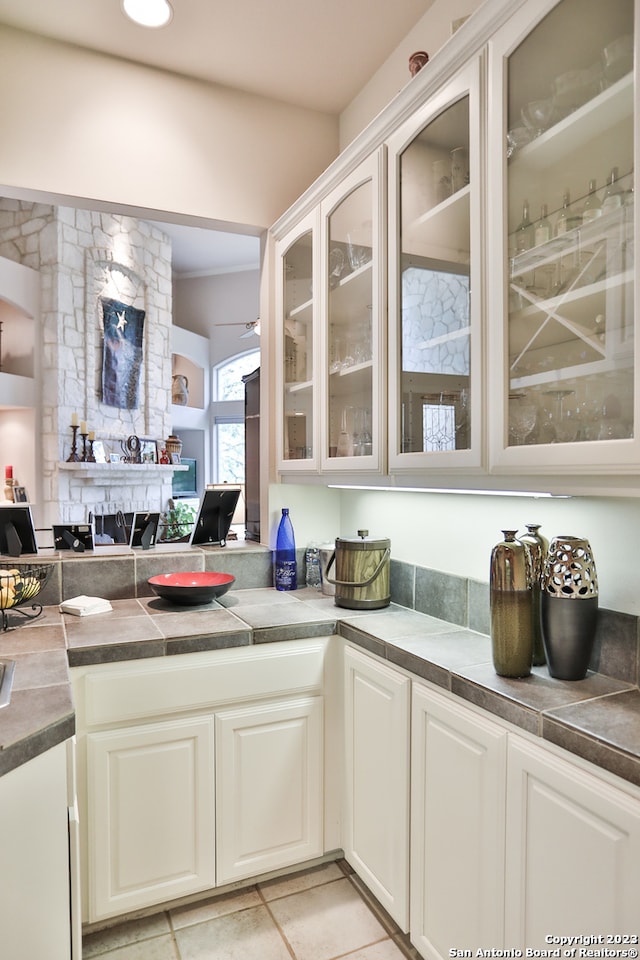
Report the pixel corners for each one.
[241,319,261,338]
[217,319,261,339]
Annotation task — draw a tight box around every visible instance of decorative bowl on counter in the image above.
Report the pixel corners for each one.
[148,571,235,605]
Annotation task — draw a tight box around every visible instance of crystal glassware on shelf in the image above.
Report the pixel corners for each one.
[506,126,532,159]
[508,392,538,445]
[336,406,354,457]
[521,97,554,137]
[432,158,451,203]
[450,146,469,193]
[602,34,633,86]
[329,335,343,374]
[329,247,344,287]
[543,389,577,443]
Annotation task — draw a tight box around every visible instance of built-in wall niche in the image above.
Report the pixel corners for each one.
[0,408,37,514]
[0,298,35,379]
[172,353,205,409]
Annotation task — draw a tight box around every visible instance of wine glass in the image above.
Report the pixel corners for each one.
[543,389,577,443]
[508,392,538,445]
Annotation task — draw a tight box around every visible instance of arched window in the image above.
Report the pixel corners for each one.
[212,348,259,482]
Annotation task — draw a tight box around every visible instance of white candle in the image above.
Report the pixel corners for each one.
[80,420,87,434]
[88,431,95,441]
[71,412,78,426]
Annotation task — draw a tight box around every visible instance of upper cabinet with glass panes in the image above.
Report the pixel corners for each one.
[275,211,319,471]
[488,0,637,471]
[321,152,385,473]
[271,0,639,491]
[387,59,483,472]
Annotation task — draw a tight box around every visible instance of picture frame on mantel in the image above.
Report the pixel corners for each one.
[140,438,158,464]
[13,485,28,503]
[93,440,107,464]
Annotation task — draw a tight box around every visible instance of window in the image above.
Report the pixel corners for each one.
[212,349,259,483]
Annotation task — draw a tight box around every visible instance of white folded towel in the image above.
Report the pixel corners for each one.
[60,595,113,617]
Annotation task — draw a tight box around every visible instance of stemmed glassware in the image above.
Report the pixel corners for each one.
[508,392,538,445]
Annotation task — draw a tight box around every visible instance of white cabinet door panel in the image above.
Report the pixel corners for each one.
[88,716,215,920]
[343,644,410,930]
[216,697,323,884]
[411,683,507,960]
[506,737,640,945]
[0,742,71,960]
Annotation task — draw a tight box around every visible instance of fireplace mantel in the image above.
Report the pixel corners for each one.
[58,462,187,478]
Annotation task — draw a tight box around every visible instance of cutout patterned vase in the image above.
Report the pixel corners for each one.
[540,535,598,680]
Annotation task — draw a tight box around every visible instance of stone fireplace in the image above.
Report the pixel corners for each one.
[0,199,175,531]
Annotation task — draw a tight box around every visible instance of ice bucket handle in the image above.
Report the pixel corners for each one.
[324,547,390,587]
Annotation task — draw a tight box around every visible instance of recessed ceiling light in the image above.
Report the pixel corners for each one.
[122,0,173,28]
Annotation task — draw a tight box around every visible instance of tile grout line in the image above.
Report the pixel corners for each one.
[83,863,412,960]
[256,883,299,960]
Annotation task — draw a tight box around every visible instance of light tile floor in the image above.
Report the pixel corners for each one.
[82,860,421,960]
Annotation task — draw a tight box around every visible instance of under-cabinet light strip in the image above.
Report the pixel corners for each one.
[327,485,570,498]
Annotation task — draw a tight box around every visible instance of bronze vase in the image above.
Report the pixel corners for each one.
[490,529,534,678]
[519,522,549,667]
[540,535,599,680]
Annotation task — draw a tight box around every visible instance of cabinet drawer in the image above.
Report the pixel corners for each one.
[75,639,329,727]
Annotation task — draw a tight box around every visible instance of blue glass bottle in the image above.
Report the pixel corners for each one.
[275,508,297,590]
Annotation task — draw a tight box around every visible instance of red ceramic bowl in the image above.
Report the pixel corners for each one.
[148,571,235,605]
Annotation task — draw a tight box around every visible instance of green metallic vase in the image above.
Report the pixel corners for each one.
[490,529,534,678]
[519,522,549,667]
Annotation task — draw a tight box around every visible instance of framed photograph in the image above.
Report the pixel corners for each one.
[171,453,181,464]
[53,523,94,552]
[109,453,121,464]
[93,440,107,464]
[190,488,240,547]
[129,511,160,549]
[0,505,38,556]
[13,486,28,503]
[140,437,158,464]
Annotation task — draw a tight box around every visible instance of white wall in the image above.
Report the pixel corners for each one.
[268,484,640,616]
[338,0,484,148]
[0,26,339,232]
[173,270,260,366]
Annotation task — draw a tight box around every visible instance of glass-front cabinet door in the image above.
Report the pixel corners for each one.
[275,210,319,471]
[488,0,637,472]
[387,60,483,473]
[320,152,385,472]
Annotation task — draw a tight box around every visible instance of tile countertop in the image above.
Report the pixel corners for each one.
[1,587,639,791]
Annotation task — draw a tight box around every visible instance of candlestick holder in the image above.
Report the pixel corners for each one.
[86,438,96,463]
[4,477,14,502]
[80,432,89,462]
[66,424,81,462]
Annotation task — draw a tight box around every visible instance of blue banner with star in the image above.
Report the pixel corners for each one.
[100,297,146,409]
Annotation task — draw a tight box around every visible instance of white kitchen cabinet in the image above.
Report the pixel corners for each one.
[215,696,324,884]
[505,736,640,945]
[0,742,73,959]
[343,644,410,930]
[275,210,320,470]
[411,679,640,956]
[410,682,507,960]
[320,150,386,473]
[275,150,386,477]
[270,0,640,493]
[72,640,330,922]
[487,0,638,475]
[87,715,216,920]
[387,57,483,474]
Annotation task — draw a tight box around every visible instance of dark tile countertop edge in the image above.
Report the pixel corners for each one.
[1,588,640,792]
